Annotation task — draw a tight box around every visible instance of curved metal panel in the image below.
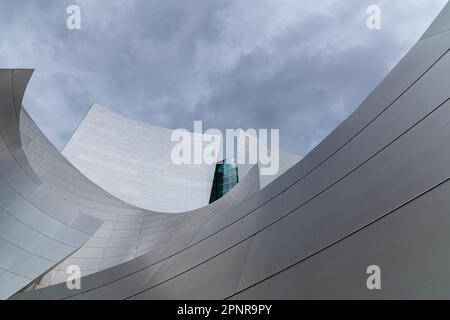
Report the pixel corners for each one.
[0,70,102,299]
[6,2,450,300]
[62,104,217,213]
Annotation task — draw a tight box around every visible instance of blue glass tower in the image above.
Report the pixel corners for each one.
[209,158,239,203]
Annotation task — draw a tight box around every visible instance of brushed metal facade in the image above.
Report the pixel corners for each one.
[0,70,102,299]
[1,70,260,296]
[62,104,217,213]
[4,2,450,299]
[62,103,301,206]
[21,108,260,288]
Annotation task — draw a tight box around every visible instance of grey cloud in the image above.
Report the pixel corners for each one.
[0,0,447,155]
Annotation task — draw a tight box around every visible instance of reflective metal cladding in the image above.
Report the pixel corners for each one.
[62,104,218,213]
[2,2,450,300]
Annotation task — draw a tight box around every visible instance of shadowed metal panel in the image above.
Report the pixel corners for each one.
[0,69,102,299]
[231,179,450,299]
[131,239,253,300]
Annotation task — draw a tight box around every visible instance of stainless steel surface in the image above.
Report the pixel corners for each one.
[5,1,450,299]
[62,104,217,213]
[0,69,261,297]
[0,70,102,299]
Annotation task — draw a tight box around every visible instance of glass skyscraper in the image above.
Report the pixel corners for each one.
[209,158,239,203]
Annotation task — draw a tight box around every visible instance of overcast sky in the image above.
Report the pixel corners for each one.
[0,0,447,156]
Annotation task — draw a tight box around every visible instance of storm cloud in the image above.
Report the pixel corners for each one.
[0,0,446,155]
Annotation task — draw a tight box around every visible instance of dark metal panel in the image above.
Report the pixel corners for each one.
[232,179,450,299]
[68,262,165,300]
[142,193,284,292]
[131,239,253,300]
[237,97,450,294]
